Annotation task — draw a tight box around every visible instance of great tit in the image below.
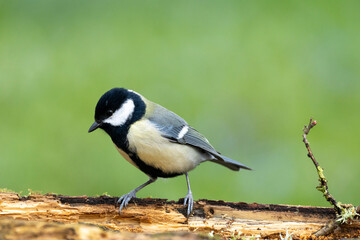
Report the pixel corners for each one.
[88,88,251,216]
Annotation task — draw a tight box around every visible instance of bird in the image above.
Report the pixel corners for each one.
[88,88,251,216]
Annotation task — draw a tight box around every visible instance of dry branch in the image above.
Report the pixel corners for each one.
[302,118,360,237]
[1,192,360,239]
[302,119,340,213]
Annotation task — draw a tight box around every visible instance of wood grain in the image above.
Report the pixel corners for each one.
[1,193,359,239]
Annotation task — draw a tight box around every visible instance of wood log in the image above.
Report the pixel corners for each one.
[0,192,359,239]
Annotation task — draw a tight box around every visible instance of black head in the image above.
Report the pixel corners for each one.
[88,88,145,133]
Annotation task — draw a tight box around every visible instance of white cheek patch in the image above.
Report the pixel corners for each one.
[103,99,135,127]
[177,125,189,139]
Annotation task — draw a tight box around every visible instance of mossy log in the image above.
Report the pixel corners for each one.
[0,193,359,239]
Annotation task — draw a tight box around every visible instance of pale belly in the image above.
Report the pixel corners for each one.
[124,119,209,174]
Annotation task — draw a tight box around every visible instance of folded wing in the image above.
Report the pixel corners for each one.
[147,103,251,171]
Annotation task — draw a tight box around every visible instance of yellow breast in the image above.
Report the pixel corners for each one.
[126,119,205,174]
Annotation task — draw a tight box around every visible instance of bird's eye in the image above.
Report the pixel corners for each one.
[106,109,113,117]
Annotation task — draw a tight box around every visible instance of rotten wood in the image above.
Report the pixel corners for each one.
[0,193,360,239]
[0,218,207,240]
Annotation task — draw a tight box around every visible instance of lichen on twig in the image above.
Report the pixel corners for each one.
[302,118,359,236]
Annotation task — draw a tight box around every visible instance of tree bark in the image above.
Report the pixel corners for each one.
[0,193,359,239]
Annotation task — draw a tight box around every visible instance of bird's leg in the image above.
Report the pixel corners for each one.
[183,172,194,217]
[117,177,157,215]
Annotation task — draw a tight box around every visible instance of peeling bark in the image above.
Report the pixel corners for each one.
[0,193,359,239]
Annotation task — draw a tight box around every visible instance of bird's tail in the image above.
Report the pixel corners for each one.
[210,155,252,171]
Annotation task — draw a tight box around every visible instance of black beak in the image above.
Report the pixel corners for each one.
[88,121,101,133]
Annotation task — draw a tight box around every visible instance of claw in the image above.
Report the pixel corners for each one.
[184,191,193,217]
[116,178,157,215]
[117,190,137,215]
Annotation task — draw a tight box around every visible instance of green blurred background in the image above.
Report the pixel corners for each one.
[1,1,359,208]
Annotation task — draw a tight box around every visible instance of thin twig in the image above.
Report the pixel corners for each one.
[314,220,341,237]
[302,118,360,236]
[302,118,340,214]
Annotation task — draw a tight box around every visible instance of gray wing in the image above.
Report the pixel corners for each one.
[147,103,188,138]
[147,103,220,156]
[176,126,251,170]
[147,103,252,171]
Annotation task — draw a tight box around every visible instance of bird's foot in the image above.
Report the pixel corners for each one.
[117,190,137,214]
[183,191,194,217]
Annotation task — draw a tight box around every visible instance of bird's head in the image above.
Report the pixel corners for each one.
[88,88,145,133]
